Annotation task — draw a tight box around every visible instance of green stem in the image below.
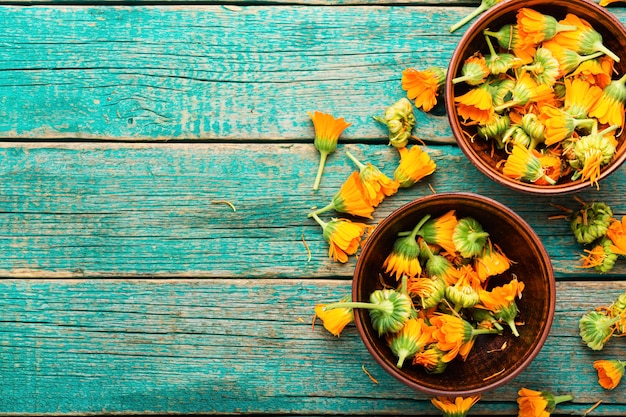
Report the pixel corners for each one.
[471,327,501,337]
[307,201,335,218]
[573,118,596,130]
[598,124,619,137]
[323,301,392,314]
[485,34,497,57]
[449,3,488,33]
[553,394,574,405]
[345,150,366,171]
[579,51,604,64]
[506,319,520,337]
[494,99,521,113]
[593,41,620,63]
[396,350,408,368]
[555,23,577,33]
[309,212,327,229]
[313,151,329,191]
[452,74,471,84]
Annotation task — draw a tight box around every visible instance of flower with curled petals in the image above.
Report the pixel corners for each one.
[594,359,625,390]
[310,214,368,263]
[431,395,481,417]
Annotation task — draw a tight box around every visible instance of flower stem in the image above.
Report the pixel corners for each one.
[506,319,520,337]
[593,41,620,63]
[313,151,329,191]
[323,301,393,314]
[471,327,501,337]
[485,34,497,57]
[307,201,335,218]
[449,3,488,33]
[494,100,521,113]
[309,212,327,229]
[553,394,574,405]
[452,74,471,84]
[345,150,366,171]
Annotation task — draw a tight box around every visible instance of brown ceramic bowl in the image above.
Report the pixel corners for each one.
[445,0,626,194]
[352,193,555,396]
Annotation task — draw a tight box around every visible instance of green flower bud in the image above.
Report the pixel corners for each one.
[445,284,481,310]
[413,345,448,374]
[579,310,620,351]
[521,113,545,150]
[478,114,510,146]
[373,98,416,148]
[502,125,532,149]
[570,201,613,244]
[490,78,515,108]
[522,48,560,86]
[452,217,489,258]
[368,289,413,335]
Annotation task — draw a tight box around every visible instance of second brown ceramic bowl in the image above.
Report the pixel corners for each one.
[352,193,555,396]
[445,0,626,194]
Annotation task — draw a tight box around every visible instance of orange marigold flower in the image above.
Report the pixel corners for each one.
[309,111,351,190]
[589,74,626,129]
[562,78,603,120]
[474,244,512,282]
[314,295,354,337]
[517,388,573,417]
[430,313,498,363]
[516,8,576,48]
[550,13,620,62]
[345,150,399,207]
[594,359,625,390]
[311,171,375,219]
[478,278,525,336]
[533,152,561,186]
[383,215,431,280]
[310,214,368,263]
[393,145,437,188]
[452,55,490,86]
[413,345,448,374]
[607,216,626,255]
[503,144,555,185]
[570,55,615,89]
[454,84,496,125]
[431,395,481,417]
[581,238,618,273]
[418,210,458,255]
[402,67,446,112]
[389,317,435,368]
[484,24,536,64]
[495,72,555,113]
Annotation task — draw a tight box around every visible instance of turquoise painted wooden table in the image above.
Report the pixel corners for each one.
[2,0,626,415]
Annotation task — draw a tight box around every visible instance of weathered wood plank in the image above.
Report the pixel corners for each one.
[0,142,624,278]
[1,279,624,415]
[0,4,620,142]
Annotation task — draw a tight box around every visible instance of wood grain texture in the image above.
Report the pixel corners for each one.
[0,278,624,415]
[0,4,545,142]
[0,142,624,279]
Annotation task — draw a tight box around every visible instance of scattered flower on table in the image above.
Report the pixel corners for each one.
[579,290,626,351]
[431,395,481,417]
[393,144,437,188]
[309,111,351,191]
[309,171,375,219]
[401,67,446,113]
[373,97,416,148]
[594,359,625,390]
[517,387,573,417]
[314,295,354,337]
[309,214,369,263]
[345,150,399,207]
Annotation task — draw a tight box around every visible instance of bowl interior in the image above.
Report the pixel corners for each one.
[353,193,555,396]
[445,0,626,194]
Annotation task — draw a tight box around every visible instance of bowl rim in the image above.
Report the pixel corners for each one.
[444,0,626,195]
[352,192,556,396]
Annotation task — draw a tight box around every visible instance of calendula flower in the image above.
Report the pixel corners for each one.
[517,388,573,417]
[502,125,532,149]
[580,310,620,350]
[477,114,510,148]
[445,271,481,311]
[323,288,413,335]
[589,74,626,128]
[594,359,625,390]
[402,66,446,113]
[389,317,434,368]
[430,313,499,362]
[581,237,619,273]
[542,40,605,77]
[345,151,399,207]
[484,35,523,75]
[569,200,613,244]
[550,13,620,62]
[408,276,447,309]
[383,215,430,280]
[516,8,577,47]
[454,83,496,125]
[452,217,489,258]
[568,124,618,188]
[309,111,351,190]
[449,0,503,33]
[494,72,554,113]
[431,395,481,417]
[420,240,455,279]
[309,213,368,263]
[540,105,595,146]
[314,295,354,336]
[520,113,546,150]
[453,55,490,86]
[417,210,458,255]
[373,97,416,148]
[478,278,525,336]
[570,55,615,89]
[484,24,536,64]
[535,152,562,185]
[474,244,512,282]
[607,216,626,255]
[503,144,556,185]
[561,78,603,120]
[521,47,561,86]
[393,145,437,188]
[413,345,448,374]
[310,171,375,219]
